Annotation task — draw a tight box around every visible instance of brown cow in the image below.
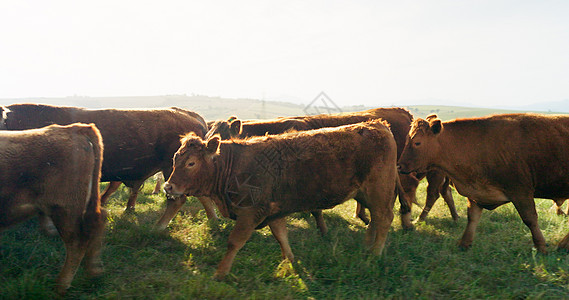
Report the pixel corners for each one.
[0,104,216,228]
[164,120,400,278]
[206,108,457,227]
[398,113,569,252]
[0,123,106,295]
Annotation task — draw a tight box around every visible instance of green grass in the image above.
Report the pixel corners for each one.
[2,179,569,299]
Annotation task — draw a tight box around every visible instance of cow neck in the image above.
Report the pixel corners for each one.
[434,124,487,186]
[213,144,234,218]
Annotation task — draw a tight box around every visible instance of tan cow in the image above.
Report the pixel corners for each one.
[206,108,457,228]
[398,113,569,252]
[0,123,106,295]
[165,120,400,278]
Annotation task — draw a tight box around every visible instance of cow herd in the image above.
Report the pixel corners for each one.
[2,103,569,294]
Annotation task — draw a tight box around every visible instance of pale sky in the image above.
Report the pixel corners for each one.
[1,0,568,108]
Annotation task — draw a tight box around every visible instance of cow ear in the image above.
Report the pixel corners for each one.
[430,119,443,135]
[426,114,438,122]
[206,136,220,155]
[229,119,242,137]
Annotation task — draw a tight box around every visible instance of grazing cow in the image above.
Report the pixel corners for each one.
[207,108,457,228]
[398,113,569,252]
[0,123,106,295]
[0,104,216,227]
[165,120,400,278]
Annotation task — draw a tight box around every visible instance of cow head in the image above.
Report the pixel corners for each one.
[164,133,220,197]
[398,114,443,174]
[204,116,242,140]
[0,106,10,130]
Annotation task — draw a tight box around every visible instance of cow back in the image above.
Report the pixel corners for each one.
[2,103,207,182]
[217,120,396,216]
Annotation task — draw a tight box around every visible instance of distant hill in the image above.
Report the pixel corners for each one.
[495,99,569,113]
[1,95,564,121]
[403,105,561,120]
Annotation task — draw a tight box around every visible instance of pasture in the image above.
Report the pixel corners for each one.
[2,177,569,299]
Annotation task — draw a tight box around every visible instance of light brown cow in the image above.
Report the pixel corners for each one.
[398,113,569,252]
[206,108,457,228]
[0,123,106,295]
[165,120,400,278]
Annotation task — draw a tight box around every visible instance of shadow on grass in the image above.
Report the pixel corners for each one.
[5,193,569,299]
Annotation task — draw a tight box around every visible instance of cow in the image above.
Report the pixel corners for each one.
[164,120,400,279]
[0,103,216,229]
[0,123,106,295]
[397,113,569,253]
[205,108,457,228]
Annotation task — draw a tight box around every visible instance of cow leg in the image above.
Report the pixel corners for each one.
[417,182,440,222]
[553,199,567,215]
[512,198,547,253]
[354,202,370,225]
[311,210,328,235]
[124,180,145,211]
[38,212,59,236]
[366,203,395,255]
[268,217,295,261]
[155,195,187,230]
[214,208,260,280]
[198,196,218,220]
[458,198,483,250]
[440,178,459,221]
[49,209,88,295]
[100,181,121,205]
[399,173,419,230]
[83,210,107,278]
[360,181,396,256]
[152,174,163,194]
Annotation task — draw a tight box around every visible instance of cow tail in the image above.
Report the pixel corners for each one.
[396,172,412,215]
[80,124,106,238]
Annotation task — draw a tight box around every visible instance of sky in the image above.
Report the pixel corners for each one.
[1,0,568,109]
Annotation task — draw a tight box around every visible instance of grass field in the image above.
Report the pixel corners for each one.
[2,177,569,299]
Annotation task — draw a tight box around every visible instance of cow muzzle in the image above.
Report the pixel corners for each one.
[164,182,183,196]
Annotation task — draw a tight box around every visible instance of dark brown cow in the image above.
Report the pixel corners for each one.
[0,123,106,295]
[0,103,216,228]
[206,108,457,228]
[165,120,400,278]
[398,113,569,252]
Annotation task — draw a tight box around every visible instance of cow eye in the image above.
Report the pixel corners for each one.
[414,142,421,146]
[187,161,196,168]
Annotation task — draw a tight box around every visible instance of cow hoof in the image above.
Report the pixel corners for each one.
[412,217,426,225]
[402,222,415,231]
[458,243,471,251]
[124,207,136,214]
[206,217,220,225]
[39,216,59,237]
[41,225,59,237]
[400,213,414,231]
[87,266,104,278]
[356,216,370,225]
[213,272,226,281]
[87,262,104,277]
[56,286,68,296]
[154,222,169,232]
